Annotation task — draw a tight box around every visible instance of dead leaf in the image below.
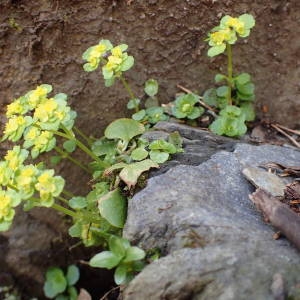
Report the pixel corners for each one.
[78,288,92,300]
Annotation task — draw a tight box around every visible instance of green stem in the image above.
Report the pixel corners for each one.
[62,189,75,198]
[55,146,91,174]
[57,195,69,204]
[52,203,77,218]
[89,226,111,239]
[226,43,233,106]
[74,126,93,145]
[120,76,139,113]
[53,128,107,169]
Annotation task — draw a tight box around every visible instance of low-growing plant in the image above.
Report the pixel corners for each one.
[0,12,257,295]
[203,13,256,136]
[43,265,79,300]
[0,40,182,290]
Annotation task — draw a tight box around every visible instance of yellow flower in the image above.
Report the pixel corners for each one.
[90,44,107,59]
[34,99,58,122]
[225,17,245,35]
[27,85,49,109]
[210,31,226,46]
[25,126,40,141]
[111,46,123,58]
[4,146,28,171]
[6,99,25,117]
[0,192,13,220]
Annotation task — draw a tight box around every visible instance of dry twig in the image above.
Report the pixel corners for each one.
[250,188,300,251]
[271,124,300,148]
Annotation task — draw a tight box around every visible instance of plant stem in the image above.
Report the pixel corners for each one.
[52,203,77,218]
[53,128,107,169]
[62,189,75,198]
[226,43,233,106]
[74,126,93,145]
[120,76,139,112]
[55,146,91,174]
[57,195,69,204]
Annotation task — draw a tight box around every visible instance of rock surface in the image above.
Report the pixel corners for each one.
[123,123,300,300]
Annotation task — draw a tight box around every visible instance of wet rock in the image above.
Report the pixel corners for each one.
[123,124,300,299]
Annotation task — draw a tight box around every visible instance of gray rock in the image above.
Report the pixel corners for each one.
[123,124,300,300]
[242,167,287,197]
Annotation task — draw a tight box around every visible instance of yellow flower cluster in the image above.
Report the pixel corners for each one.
[207,14,255,57]
[0,145,65,230]
[3,85,76,158]
[82,39,134,87]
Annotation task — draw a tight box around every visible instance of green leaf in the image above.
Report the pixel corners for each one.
[43,267,67,298]
[237,91,255,102]
[187,106,204,120]
[207,44,226,57]
[131,147,149,161]
[132,110,146,121]
[149,139,177,154]
[215,74,227,83]
[203,88,218,107]
[124,246,146,262]
[118,43,128,51]
[168,131,183,151]
[63,140,76,153]
[119,159,159,189]
[149,150,169,164]
[239,14,255,29]
[83,63,98,72]
[98,188,126,228]
[50,155,62,166]
[89,251,121,269]
[216,86,229,97]
[121,56,134,71]
[68,222,81,238]
[91,139,117,157]
[109,236,130,258]
[66,265,80,286]
[69,197,87,209]
[114,264,128,285]
[127,98,141,110]
[105,118,145,146]
[40,84,53,93]
[102,67,114,80]
[240,102,256,121]
[236,82,254,96]
[105,78,115,87]
[55,295,68,300]
[68,286,78,300]
[144,79,159,97]
[235,73,251,85]
[144,96,159,108]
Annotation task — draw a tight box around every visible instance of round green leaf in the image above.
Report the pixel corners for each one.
[214,74,227,83]
[68,286,78,300]
[235,73,251,85]
[63,140,76,153]
[121,56,134,71]
[207,44,226,57]
[43,267,67,298]
[144,79,159,97]
[131,147,149,161]
[187,106,204,120]
[132,110,146,121]
[236,82,254,96]
[69,197,87,209]
[89,251,121,269]
[66,265,80,286]
[105,118,145,145]
[240,103,256,121]
[149,150,169,164]
[127,98,141,110]
[203,88,218,107]
[123,246,146,262]
[114,264,128,285]
[216,86,229,97]
[98,188,127,228]
[239,14,255,29]
[109,236,130,258]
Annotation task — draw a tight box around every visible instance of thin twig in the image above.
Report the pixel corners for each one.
[275,123,300,136]
[271,124,300,148]
[176,84,217,114]
[99,286,120,300]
